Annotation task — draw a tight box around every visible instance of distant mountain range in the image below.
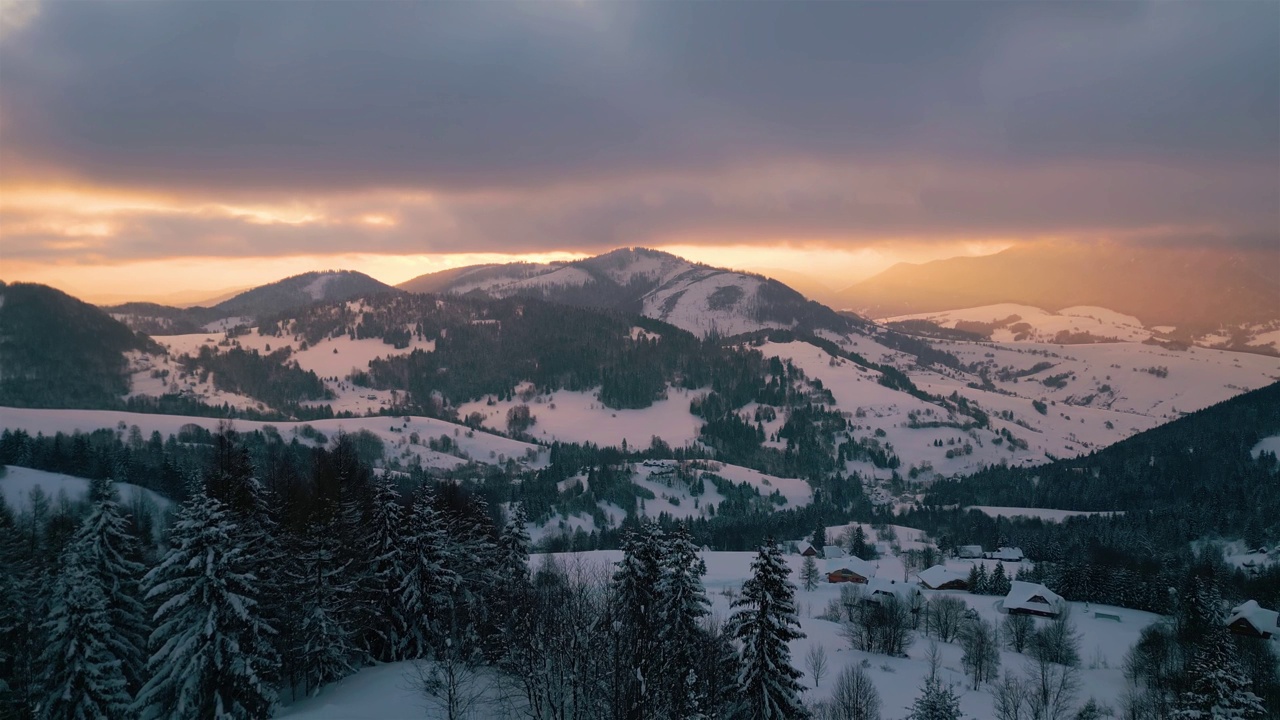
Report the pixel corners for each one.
[398,247,854,338]
[836,242,1280,331]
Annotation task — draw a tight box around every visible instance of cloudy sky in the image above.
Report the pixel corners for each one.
[1,0,1276,301]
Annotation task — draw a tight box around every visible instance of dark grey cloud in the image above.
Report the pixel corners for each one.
[1,0,1275,192]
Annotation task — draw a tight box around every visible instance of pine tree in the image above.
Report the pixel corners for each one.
[358,479,409,662]
[801,555,821,592]
[906,676,964,720]
[135,491,278,719]
[812,524,827,556]
[1174,580,1265,719]
[498,503,531,581]
[656,524,711,718]
[39,551,133,720]
[75,476,150,695]
[730,538,808,720]
[609,521,665,718]
[990,563,1011,597]
[287,503,358,696]
[975,564,990,595]
[399,487,461,660]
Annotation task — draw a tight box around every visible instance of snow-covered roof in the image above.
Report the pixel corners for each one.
[822,546,846,559]
[866,577,922,603]
[991,546,1024,561]
[917,565,968,589]
[826,556,876,579]
[1004,581,1063,614]
[1229,600,1279,635]
[798,541,815,554]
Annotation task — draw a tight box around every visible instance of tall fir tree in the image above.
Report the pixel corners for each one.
[1174,578,1265,720]
[135,490,279,719]
[729,538,808,720]
[800,555,821,592]
[498,503,532,581]
[656,524,711,719]
[286,502,358,697]
[75,476,150,695]
[398,487,461,660]
[358,479,409,662]
[609,521,666,719]
[38,551,133,720]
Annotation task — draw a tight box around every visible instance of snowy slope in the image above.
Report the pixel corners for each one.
[0,408,545,472]
[1,465,172,517]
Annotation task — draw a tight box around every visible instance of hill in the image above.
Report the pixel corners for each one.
[398,247,853,338]
[105,270,398,334]
[0,282,160,408]
[839,242,1280,332]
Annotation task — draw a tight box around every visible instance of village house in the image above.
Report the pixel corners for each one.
[957,545,983,559]
[1227,600,1278,640]
[1003,581,1064,618]
[988,546,1025,562]
[865,577,925,614]
[916,564,969,591]
[822,546,847,560]
[798,542,818,557]
[826,556,877,584]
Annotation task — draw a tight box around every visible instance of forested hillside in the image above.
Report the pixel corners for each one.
[0,282,159,408]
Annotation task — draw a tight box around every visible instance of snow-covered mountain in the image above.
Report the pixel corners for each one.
[398,247,853,338]
[106,270,398,335]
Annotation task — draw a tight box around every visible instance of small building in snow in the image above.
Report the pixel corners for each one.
[1004,581,1064,618]
[1228,600,1278,640]
[989,546,1025,562]
[957,545,983,559]
[866,578,924,612]
[827,556,876,584]
[822,546,847,560]
[916,565,969,591]
[798,542,818,557]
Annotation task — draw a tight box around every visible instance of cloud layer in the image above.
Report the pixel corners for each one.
[1,1,1276,264]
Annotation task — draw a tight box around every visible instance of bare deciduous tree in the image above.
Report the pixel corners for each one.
[806,644,829,688]
[814,665,882,720]
[927,595,969,643]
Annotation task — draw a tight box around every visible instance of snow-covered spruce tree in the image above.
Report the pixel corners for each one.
[398,487,461,660]
[0,491,43,716]
[135,490,278,719]
[729,538,808,720]
[1174,579,1265,719]
[286,502,358,697]
[801,554,821,592]
[906,676,964,720]
[606,517,665,712]
[357,479,409,662]
[38,550,132,720]
[656,523,711,718]
[498,502,531,581]
[609,521,666,718]
[76,475,150,695]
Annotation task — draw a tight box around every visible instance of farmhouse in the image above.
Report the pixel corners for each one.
[1228,600,1278,639]
[798,542,818,557]
[826,556,876,584]
[1003,581,1064,618]
[916,564,969,591]
[822,546,847,560]
[866,578,924,612]
[989,546,1025,562]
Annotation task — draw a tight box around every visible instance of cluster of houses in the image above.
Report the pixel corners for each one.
[795,540,1279,635]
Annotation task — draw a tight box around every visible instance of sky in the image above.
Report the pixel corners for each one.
[1,0,1276,302]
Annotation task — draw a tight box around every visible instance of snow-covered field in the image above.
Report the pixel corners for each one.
[1253,434,1280,459]
[457,385,703,450]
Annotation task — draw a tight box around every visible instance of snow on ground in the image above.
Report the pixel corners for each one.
[644,272,791,338]
[457,385,703,450]
[1,466,172,534]
[154,331,436,380]
[200,316,252,333]
[1253,434,1280,459]
[0,408,545,472]
[887,304,1152,343]
[124,350,267,413]
[967,506,1125,522]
